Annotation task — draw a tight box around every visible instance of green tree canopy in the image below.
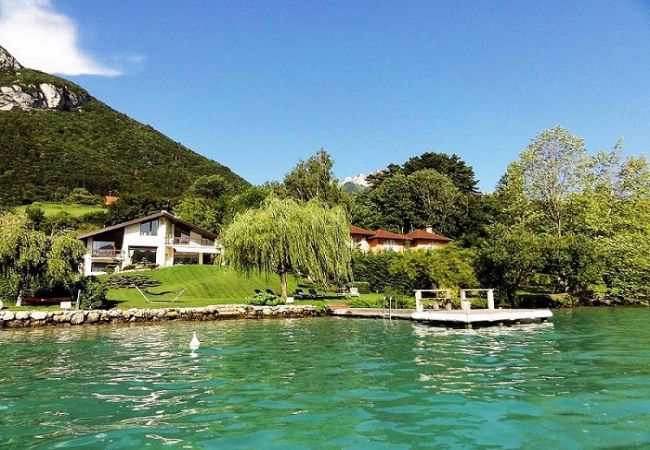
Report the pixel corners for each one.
[282,149,343,205]
[367,152,479,194]
[482,127,650,304]
[519,126,588,237]
[221,197,352,298]
[350,169,470,238]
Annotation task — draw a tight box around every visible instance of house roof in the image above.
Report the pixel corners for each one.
[405,229,453,242]
[77,211,218,241]
[368,229,410,241]
[102,195,119,206]
[349,225,375,236]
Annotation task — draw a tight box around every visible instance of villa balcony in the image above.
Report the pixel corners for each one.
[165,237,214,247]
[91,249,124,258]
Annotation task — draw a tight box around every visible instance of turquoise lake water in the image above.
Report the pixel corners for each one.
[1,308,650,449]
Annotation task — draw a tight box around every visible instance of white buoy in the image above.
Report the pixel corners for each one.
[189,332,200,355]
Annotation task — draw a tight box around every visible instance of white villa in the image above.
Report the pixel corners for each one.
[77,211,220,276]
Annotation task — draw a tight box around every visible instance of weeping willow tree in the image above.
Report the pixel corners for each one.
[221,197,352,298]
[0,213,85,306]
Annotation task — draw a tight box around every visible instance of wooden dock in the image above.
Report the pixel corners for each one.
[330,307,553,328]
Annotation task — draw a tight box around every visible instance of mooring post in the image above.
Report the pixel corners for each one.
[460,290,470,311]
[415,290,423,312]
[487,289,495,310]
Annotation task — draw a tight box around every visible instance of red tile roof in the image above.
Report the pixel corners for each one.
[349,225,375,236]
[405,229,453,242]
[102,195,119,206]
[368,229,409,241]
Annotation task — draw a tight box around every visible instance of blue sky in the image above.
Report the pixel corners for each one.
[2,1,650,190]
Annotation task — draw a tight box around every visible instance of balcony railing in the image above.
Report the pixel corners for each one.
[91,249,124,258]
[166,237,214,246]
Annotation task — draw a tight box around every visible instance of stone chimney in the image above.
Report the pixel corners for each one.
[426,225,433,233]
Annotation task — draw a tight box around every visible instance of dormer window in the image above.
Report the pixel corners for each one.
[140,219,159,236]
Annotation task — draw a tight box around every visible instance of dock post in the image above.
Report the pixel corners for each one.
[415,290,423,312]
[487,289,495,310]
[460,290,470,311]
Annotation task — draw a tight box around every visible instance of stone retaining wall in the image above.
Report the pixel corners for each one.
[0,305,320,328]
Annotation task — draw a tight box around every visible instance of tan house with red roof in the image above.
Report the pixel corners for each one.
[349,225,374,253]
[349,225,453,253]
[405,227,454,250]
[366,229,410,253]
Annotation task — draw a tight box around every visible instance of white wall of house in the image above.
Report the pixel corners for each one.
[122,219,168,267]
[410,241,446,250]
[351,236,370,253]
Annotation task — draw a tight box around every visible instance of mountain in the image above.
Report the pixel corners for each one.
[0,46,247,205]
[340,172,375,194]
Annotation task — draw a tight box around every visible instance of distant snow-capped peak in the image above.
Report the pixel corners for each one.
[340,170,380,187]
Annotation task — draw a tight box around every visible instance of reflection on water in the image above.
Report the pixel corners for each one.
[411,322,561,397]
[1,310,650,448]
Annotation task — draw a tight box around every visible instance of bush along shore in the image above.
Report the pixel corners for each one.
[0,305,321,328]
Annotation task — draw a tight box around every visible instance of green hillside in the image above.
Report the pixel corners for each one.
[0,67,247,205]
[14,201,106,218]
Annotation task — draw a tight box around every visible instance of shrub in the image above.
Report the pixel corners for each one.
[248,293,285,306]
[79,276,107,309]
[348,297,383,308]
[352,246,477,294]
[348,294,415,309]
[65,187,102,205]
[104,274,161,289]
[0,277,18,303]
[78,211,109,228]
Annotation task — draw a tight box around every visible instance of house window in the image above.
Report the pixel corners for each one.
[140,219,159,236]
[174,252,199,265]
[93,240,116,250]
[386,239,396,248]
[174,225,190,244]
[91,262,118,273]
[129,246,157,264]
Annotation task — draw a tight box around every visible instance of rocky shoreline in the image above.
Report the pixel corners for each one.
[0,305,321,328]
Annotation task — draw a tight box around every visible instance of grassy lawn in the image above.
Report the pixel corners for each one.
[0,265,394,311]
[104,265,307,309]
[104,266,395,309]
[14,202,106,218]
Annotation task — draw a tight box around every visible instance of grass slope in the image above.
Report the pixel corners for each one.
[0,69,248,205]
[104,265,302,309]
[14,202,106,218]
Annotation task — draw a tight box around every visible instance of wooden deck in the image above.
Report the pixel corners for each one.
[330,307,553,328]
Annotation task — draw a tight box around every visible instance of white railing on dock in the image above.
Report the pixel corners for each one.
[415,288,496,311]
[414,289,452,312]
[460,289,495,310]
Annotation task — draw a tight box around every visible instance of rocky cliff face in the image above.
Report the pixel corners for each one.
[0,82,90,111]
[0,45,22,71]
[0,45,91,111]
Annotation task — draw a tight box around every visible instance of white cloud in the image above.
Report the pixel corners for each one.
[0,0,120,76]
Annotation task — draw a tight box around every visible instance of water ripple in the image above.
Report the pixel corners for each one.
[1,310,650,448]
